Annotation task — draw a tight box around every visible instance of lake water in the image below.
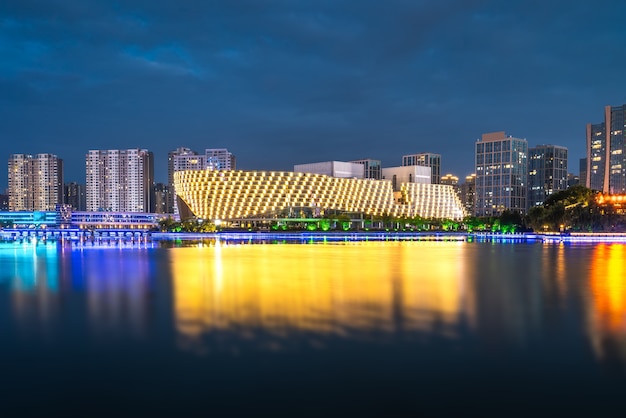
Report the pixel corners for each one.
[1,238,625,416]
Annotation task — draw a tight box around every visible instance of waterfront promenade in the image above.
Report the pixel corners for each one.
[4,227,626,244]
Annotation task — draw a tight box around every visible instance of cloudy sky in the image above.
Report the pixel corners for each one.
[2,0,626,190]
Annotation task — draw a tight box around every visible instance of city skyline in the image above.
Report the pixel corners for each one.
[3,1,626,190]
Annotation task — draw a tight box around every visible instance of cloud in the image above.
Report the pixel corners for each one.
[1,0,626,188]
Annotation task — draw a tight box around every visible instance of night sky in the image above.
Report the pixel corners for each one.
[2,0,626,191]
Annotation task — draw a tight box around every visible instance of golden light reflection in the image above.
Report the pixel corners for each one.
[171,241,475,353]
[588,244,626,361]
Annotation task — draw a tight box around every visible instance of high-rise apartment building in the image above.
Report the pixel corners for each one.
[475,132,528,216]
[205,148,236,170]
[8,153,63,211]
[86,149,154,212]
[64,182,86,211]
[586,104,626,193]
[528,145,568,209]
[401,152,441,184]
[350,159,382,180]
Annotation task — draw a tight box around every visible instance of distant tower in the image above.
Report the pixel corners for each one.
[579,158,587,190]
[153,183,171,214]
[401,152,441,184]
[8,153,63,211]
[528,145,568,209]
[475,131,528,216]
[461,174,476,216]
[64,182,86,211]
[441,173,461,201]
[86,149,154,212]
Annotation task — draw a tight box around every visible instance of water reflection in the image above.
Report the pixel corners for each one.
[0,241,154,342]
[0,241,60,335]
[171,241,475,353]
[588,244,626,365]
[1,238,626,372]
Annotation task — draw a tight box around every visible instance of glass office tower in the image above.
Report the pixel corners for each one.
[475,131,528,216]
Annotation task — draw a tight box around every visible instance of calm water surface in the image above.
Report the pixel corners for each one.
[1,238,625,416]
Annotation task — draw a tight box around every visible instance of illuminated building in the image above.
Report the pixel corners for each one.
[174,169,466,222]
[586,104,626,193]
[596,193,626,215]
[86,149,154,212]
[401,152,441,184]
[475,131,528,216]
[0,210,160,229]
[528,145,568,209]
[8,153,64,211]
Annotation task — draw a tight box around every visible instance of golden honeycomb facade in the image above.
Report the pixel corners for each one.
[174,170,466,221]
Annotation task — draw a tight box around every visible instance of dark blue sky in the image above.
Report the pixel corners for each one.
[2,0,626,191]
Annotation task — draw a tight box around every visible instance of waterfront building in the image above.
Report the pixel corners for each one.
[349,159,382,180]
[205,148,236,170]
[174,169,466,223]
[64,182,86,211]
[0,194,8,211]
[528,145,568,209]
[8,153,64,211]
[294,161,365,178]
[0,209,160,229]
[461,174,476,216]
[475,131,528,216]
[401,152,441,184]
[86,149,154,212]
[381,165,431,191]
[586,104,626,193]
